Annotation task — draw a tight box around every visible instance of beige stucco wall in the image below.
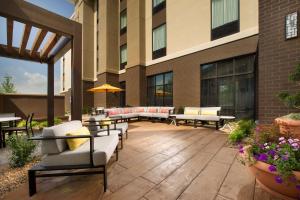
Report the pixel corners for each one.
[99,0,119,74]
[60,50,72,93]
[126,0,146,68]
[145,0,259,62]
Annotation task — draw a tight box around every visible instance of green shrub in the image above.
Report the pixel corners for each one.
[228,119,254,144]
[6,135,36,168]
[54,117,62,125]
[177,106,184,114]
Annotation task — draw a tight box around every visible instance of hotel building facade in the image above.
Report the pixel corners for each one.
[61,0,300,123]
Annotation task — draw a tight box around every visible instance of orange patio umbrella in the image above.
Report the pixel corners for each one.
[87,83,124,93]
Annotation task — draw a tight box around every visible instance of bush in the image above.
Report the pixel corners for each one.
[228,120,254,144]
[6,135,36,168]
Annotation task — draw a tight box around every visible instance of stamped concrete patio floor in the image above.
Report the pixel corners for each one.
[5,121,281,200]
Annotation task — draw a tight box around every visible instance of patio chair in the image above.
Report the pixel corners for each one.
[86,115,128,148]
[1,113,34,147]
[28,120,119,196]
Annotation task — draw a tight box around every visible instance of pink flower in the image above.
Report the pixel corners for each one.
[279,137,285,141]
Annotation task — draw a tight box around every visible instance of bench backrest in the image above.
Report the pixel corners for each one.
[184,107,221,116]
[41,120,82,155]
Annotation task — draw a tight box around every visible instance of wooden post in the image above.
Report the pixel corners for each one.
[47,60,54,126]
[71,24,82,121]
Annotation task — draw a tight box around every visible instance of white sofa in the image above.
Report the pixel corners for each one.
[105,107,175,120]
[173,107,221,129]
[28,121,119,196]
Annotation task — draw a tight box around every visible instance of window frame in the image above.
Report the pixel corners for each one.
[211,0,240,40]
[120,9,127,35]
[200,54,256,119]
[152,0,166,15]
[120,44,127,70]
[147,71,173,106]
[152,23,167,60]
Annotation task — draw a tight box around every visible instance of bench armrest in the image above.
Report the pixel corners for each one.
[29,135,95,166]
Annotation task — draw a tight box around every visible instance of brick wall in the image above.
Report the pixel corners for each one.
[258,0,300,123]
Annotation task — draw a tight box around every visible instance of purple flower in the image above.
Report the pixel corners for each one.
[288,138,294,144]
[282,153,290,161]
[268,150,276,157]
[268,165,277,172]
[258,153,268,162]
[296,185,300,190]
[239,148,244,154]
[275,176,283,184]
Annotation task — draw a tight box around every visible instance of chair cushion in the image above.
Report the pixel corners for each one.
[195,115,220,121]
[148,107,157,113]
[96,129,122,136]
[66,127,90,151]
[41,121,82,155]
[200,107,221,116]
[152,113,169,119]
[41,134,119,166]
[139,112,153,117]
[174,114,197,120]
[184,108,199,115]
[110,122,128,134]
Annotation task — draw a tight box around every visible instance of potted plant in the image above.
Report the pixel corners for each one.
[239,125,300,199]
[276,64,300,138]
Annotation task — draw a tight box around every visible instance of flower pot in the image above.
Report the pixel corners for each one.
[249,161,300,200]
[275,117,300,139]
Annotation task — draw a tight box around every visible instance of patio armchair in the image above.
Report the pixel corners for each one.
[85,116,128,148]
[2,113,34,147]
[27,120,119,196]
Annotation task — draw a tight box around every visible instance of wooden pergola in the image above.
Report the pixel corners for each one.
[0,0,82,126]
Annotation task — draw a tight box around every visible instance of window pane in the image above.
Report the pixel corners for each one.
[148,76,155,87]
[156,85,164,106]
[153,24,166,51]
[156,74,164,85]
[120,45,127,63]
[147,86,155,106]
[217,60,233,76]
[201,79,217,106]
[224,0,238,24]
[235,74,254,119]
[218,77,234,115]
[212,0,224,29]
[235,55,254,74]
[212,0,238,29]
[153,0,165,8]
[120,11,127,29]
[201,64,216,79]
[164,72,173,85]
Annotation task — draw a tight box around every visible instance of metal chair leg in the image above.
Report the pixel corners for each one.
[28,170,36,196]
[103,166,107,192]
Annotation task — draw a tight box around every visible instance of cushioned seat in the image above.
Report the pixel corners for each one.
[109,122,128,134]
[173,114,197,120]
[151,113,169,119]
[139,112,153,117]
[195,115,220,121]
[41,134,119,166]
[96,129,122,136]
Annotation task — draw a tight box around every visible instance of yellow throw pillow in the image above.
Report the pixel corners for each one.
[66,127,90,151]
[201,110,217,115]
[101,117,112,125]
[184,109,199,115]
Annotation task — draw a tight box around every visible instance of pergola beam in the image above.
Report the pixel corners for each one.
[30,29,47,57]
[49,37,72,63]
[6,18,13,49]
[0,44,46,63]
[0,0,75,36]
[40,33,61,59]
[19,24,32,55]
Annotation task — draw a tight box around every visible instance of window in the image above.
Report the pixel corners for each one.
[120,44,127,70]
[211,0,239,40]
[120,9,127,34]
[147,72,173,106]
[201,54,256,119]
[153,0,165,14]
[152,24,166,59]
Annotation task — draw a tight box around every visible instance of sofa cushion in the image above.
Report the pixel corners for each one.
[41,134,119,166]
[109,122,128,134]
[174,114,197,120]
[139,112,153,117]
[184,107,201,115]
[96,129,122,136]
[160,108,170,113]
[152,113,169,119]
[66,127,90,151]
[195,115,220,121]
[41,121,83,155]
[200,107,221,116]
[135,107,145,113]
[148,107,157,113]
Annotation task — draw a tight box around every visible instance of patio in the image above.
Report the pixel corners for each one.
[3,121,281,200]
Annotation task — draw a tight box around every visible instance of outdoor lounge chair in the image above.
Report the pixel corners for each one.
[86,115,128,148]
[174,107,221,129]
[27,120,119,196]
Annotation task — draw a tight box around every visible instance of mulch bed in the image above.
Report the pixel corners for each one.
[0,160,39,199]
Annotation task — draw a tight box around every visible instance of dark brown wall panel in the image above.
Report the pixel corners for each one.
[0,94,65,120]
[152,8,166,28]
[258,1,300,123]
[146,35,258,108]
[120,32,127,46]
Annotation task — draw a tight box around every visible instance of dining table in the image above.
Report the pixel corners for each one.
[0,116,21,148]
